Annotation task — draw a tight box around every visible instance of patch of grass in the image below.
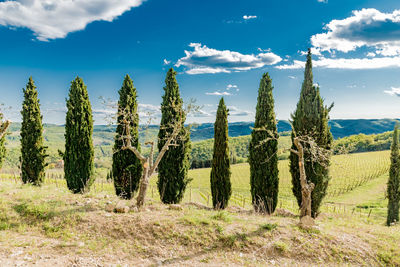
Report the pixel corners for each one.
[211,211,231,222]
[260,223,278,231]
[273,241,289,254]
[13,202,55,222]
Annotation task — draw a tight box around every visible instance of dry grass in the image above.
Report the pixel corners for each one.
[0,180,399,266]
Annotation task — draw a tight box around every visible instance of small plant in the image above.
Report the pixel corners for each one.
[260,223,278,231]
[211,211,231,222]
[273,241,289,253]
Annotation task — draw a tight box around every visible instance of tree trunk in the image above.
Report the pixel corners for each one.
[293,137,314,218]
[136,159,150,208]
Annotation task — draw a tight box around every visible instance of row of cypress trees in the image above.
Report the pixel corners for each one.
[15,51,333,218]
[210,49,332,218]
[17,77,94,192]
[16,70,192,202]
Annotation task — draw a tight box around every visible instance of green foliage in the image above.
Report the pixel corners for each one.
[210,98,231,209]
[387,125,400,226]
[112,75,143,199]
[290,49,333,218]
[157,68,191,204]
[20,77,47,185]
[249,73,279,213]
[63,77,94,193]
[334,131,392,154]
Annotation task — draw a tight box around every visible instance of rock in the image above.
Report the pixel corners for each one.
[168,204,183,211]
[105,203,114,212]
[115,202,130,213]
[299,215,315,229]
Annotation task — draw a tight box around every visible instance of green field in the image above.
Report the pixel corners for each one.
[0,150,390,221]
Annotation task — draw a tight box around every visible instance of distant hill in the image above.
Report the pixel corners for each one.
[191,119,400,140]
[3,119,398,170]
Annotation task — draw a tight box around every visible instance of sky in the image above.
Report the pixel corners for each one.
[0,0,400,124]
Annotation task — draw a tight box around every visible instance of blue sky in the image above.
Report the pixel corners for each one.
[0,0,399,124]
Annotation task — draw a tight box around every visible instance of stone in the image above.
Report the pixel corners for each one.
[115,202,130,213]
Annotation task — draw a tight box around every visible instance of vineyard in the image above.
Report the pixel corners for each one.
[0,150,390,221]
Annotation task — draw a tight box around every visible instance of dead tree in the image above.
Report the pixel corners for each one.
[121,117,183,207]
[115,99,199,208]
[291,137,314,217]
[290,132,330,220]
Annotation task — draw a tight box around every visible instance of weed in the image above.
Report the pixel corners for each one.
[273,241,289,253]
[260,223,278,231]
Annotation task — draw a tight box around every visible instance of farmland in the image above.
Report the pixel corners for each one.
[0,151,397,265]
[0,150,390,221]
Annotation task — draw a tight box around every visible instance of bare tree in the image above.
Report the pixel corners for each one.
[112,99,199,208]
[255,126,330,222]
[290,132,330,221]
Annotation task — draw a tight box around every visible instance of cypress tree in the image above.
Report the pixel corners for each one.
[210,98,231,209]
[387,125,400,226]
[157,68,191,204]
[112,75,143,199]
[64,77,94,193]
[289,49,333,218]
[20,77,47,185]
[249,73,279,214]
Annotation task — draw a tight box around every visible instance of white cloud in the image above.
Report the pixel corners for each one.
[366,52,376,57]
[163,59,171,65]
[288,76,296,79]
[277,56,400,69]
[243,15,257,20]
[138,103,161,117]
[176,43,282,74]
[205,91,232,96]
[0,0,144,41]
[228,106,253,117]
[384,87,400,97]
[226,84,238,91]
[311,8,400,55]
[317,0,328,3]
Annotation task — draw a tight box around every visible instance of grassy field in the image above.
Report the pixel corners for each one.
[0,178,398,266]
[0,150,391,222]
[0,150,397,265]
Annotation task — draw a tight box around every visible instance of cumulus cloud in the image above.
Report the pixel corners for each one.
[311,8,400,55]
[228,106,253,117]
[384,87,400,97]
[243,15,257,20]
[0,0,144,41]
[205,91,232,96]
[226,84,239,91]
[138,103,161,117]
[176,43,282,74]
[276,56,400,69]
